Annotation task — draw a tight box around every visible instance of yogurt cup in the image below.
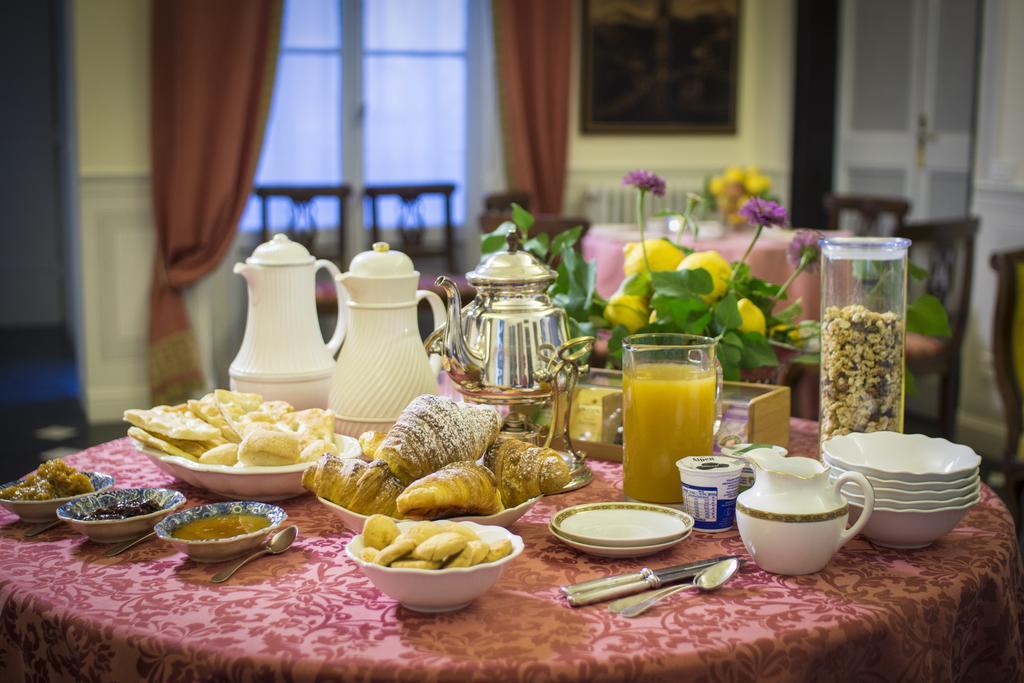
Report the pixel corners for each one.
[720,443,789,494]
[676,456,744,532]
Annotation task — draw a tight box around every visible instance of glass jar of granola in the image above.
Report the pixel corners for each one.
[819,237,911,442]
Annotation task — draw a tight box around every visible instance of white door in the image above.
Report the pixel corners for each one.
[835,0,980,220]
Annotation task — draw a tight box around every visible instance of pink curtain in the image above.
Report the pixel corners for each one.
[148,0,282,404]
[494,0,573,214]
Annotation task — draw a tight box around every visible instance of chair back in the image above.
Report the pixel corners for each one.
[895,217,979,352]
[483,191,530,213]
[824,193,910,236]
[990,248,1024,462]
[363,183,457,271]
[254,185,352,263]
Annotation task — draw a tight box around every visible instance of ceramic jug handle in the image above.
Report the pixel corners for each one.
[832,470,875,548]
[417,289,446,376]
[316,259,346,356]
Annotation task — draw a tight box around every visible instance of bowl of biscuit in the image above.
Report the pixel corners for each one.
[127,389,360,501]
[346,515,524,612]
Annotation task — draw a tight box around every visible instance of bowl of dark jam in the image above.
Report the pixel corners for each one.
[57,488,186,543]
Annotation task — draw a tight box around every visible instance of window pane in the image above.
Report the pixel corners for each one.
[364,0,466,52]
[255,53,342,185]
[282,0,341,49]
[363,55,466,226]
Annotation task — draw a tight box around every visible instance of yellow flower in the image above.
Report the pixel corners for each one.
[737,298,767,335]
[723,166,745,184]
[708,176,725,196]
[678,250,731,303]
[604,294,650,333]
[623,239,684,276]
[744,165,761,177]
[744,173,771,196]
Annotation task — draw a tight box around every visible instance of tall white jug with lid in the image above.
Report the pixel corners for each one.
[329,242,445,435]
[230,234,345,408]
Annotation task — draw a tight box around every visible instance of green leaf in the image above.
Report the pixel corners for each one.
[684,311,712,335]
[619,271,651,297]
[481,222,514,255]
[738,332,778,369]
[553,247,597,320]
[523,233,549,260]
[791,352,820,365]
[651,292,706,326]
[719,343,742,366]
[721,330,744,349]
[906,294,951,337]
[714,292,742,329]
[511,203,534,235]
[550,226,584,258]
[651,268,713,297]
[908,261,929,281]
[720,357,740,381]
[607,324,630,365]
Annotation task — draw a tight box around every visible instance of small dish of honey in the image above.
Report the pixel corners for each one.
[155,501,287,563]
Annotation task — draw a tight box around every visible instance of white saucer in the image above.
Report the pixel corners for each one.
[548,524,692,558]
[550,502,694,547]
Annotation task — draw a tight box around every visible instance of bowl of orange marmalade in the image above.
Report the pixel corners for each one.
[155,501,287,563]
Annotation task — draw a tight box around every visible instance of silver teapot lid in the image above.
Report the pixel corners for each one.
[468,225,556,286]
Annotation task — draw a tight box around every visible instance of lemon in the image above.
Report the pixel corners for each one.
[737,298,767,335]
[677,250,731,303]
[604,294,649,333]
[623,240,683,276]
[708,176,725,196]
[744,173,771,196]
[723,166,744,184]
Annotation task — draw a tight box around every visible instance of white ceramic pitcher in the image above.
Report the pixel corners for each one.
[735,448,875,575]
[328,242,445,436]
[230,234,344,408]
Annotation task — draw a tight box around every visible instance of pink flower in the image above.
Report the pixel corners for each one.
[622,170,666,197]
[787,229,823,273]
[739,197,788,228]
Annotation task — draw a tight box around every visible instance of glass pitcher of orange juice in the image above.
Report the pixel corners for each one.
[622,334,721,504]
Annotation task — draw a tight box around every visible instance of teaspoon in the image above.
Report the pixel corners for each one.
[104,530,156,557]
[211,525,298,584]
[24,519,62,537]
[612,557,740,618]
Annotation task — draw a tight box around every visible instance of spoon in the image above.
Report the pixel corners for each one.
[612,557,740,618]
[210,526,298,584]
[103,531,156,557]
[24,519,62,537]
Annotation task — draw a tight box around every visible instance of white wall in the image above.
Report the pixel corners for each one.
[565,0,795,214]
[957,0,1024,457]
[71,0,246,421]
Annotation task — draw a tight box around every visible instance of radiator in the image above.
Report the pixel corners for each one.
[582,185,697,224]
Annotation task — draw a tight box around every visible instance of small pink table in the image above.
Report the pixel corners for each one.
[1,421,1021,682]
[582,225,823,320]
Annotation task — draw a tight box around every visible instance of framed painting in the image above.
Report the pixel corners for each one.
[581,0,741,134]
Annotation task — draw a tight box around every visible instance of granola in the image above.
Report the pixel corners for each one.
[820,304,904,440]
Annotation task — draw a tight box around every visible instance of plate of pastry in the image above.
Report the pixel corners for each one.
[306,395,571,529]
[127,389,359,501]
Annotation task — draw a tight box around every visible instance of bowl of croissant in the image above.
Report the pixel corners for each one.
[127,390,360,501]
[346,515,524,612]
[304,395,574,529]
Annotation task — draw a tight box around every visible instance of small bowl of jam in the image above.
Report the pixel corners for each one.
[154,501,287,563]
[57,488,186,543]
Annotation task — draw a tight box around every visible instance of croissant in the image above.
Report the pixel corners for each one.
[396,461,503,519]
[483,438,571,507]
[376,395,502,484]
[301,454,404,517]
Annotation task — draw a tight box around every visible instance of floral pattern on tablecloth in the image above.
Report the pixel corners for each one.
[0,420,1021,682]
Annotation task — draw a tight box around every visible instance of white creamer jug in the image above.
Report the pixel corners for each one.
[230,234,344,408]
[329,242,445,435]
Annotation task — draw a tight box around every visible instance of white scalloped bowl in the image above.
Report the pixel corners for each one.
[134,434,360,501]
[345,521,524,612]
[848,499,974,549]
[318,495,539,532]
[822,432,980,482]
[830,471,980,506]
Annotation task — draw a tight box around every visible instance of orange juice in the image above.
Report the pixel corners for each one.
[623,363,717,503]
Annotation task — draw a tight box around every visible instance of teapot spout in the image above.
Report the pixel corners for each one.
[233,262,253,279]
[435,276,482,370]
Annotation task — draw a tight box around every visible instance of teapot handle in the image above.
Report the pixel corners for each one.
[315,259,346,356]
[417,289,445,376]
[832,470,875,548]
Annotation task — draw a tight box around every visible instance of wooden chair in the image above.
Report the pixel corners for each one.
[363,183,458,272]
[824,193,911,236]
[896,217,979,441]
[483,191,530,213]
[990,248,1024,527]
[255,185,352,264]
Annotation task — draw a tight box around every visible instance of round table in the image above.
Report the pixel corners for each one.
[1,420,1022,682]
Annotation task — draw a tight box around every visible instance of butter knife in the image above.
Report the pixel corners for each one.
[564,556,739,607]
[561,555,735,596]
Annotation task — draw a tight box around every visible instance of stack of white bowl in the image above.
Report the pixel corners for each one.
[822,431,981,549]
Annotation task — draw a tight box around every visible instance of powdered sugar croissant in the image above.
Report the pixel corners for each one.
[376,395,502,484]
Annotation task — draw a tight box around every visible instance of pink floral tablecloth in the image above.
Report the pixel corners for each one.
[1,420,1022,682]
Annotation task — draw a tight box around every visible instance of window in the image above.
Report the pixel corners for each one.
[240,0,468,235]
